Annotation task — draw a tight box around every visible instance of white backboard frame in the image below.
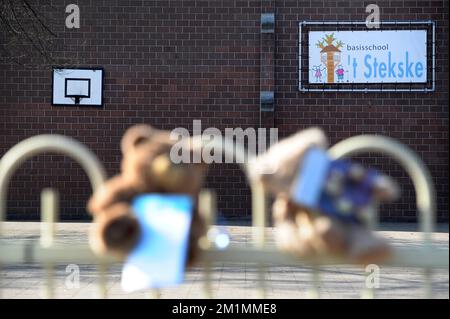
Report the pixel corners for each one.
[52,67,104,106]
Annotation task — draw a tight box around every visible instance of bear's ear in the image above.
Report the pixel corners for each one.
[121,124,155,155]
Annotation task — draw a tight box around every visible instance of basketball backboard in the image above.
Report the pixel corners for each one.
[52,67,103,106]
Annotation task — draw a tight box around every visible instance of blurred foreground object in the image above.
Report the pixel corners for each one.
[0,130,445,299]
[88,125,208,266]
[121,195,193,292]
[250,128,400,264]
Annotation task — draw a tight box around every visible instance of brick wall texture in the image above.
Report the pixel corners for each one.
[0,0,448,222]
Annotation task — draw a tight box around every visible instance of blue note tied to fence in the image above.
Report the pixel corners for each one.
[290,147,330,209]
[290,147,380,224]
[121,194,193,292]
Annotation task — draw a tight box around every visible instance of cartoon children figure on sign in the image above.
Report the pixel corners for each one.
[335,65,346,82]
[311,65,326,82]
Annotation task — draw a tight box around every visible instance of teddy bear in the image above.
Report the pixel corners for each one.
[87,124,208,266]
[249,127,400,265]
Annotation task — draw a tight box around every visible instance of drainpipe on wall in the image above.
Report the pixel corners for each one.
[259,1,275,131]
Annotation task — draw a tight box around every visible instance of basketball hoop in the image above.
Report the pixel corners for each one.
[65,78,90,105]
[52,68,103,106]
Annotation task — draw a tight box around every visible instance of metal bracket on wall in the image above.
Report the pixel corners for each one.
[261,13,275,34]
[260,91,274,112]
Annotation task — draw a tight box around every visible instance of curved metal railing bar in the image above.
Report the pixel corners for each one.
[328,135,436,298]
[0,135,107,220]
[328,135,435,237]
[0,133,446,299]
[0,134,107,298]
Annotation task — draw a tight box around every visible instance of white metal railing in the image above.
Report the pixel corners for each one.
[0,133,448,299]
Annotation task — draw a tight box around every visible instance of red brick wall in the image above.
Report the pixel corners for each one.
[0,0,448,222]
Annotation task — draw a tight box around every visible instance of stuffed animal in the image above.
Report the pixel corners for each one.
[249,127,400,265]
[87,124,208,266]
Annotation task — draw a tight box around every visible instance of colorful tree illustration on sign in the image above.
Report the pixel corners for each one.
[316,33,344,83]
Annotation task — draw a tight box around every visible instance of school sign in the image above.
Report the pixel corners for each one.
[308,30,427,84]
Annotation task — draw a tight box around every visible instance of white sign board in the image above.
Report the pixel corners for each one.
[308,30,427,84]
[52,68,103,106]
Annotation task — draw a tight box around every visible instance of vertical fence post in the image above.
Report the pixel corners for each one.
[199,190,216,299]
[361,204,379,299]
[97,261,108,299]
[307,265,321,299]
[252,182,267,298]
[147,289,161,299]
[41,188,58,299]
[0,194,3,299]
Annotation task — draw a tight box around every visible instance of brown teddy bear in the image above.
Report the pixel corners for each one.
[87,124,208,266]
[249,127,399,265]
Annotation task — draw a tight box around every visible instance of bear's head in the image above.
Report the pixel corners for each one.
[120,124,207,195]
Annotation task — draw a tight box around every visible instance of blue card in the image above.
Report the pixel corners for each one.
[121,194,193,292]
[290,148,330,209]
[290,147,381,224]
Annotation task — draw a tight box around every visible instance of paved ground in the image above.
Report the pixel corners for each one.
[0,222,448,299]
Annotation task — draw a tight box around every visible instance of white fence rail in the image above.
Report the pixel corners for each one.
[0,134,448,299]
